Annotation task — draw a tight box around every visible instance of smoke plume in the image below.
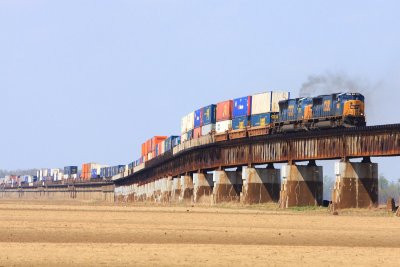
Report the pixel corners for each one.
[299,71,381,121]
[299,71,373,98]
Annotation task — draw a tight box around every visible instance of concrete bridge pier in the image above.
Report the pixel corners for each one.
[154,180,162,202]
[241,164,281,204]
[146,182,156,202]
[171,177,181,202]
[279,161,323,208]
[213,169,242,204]
[332,158,378,209]
[135,184,144,202]
[193,172,214,204]
[180,175,194,203]
[159,177,172,203]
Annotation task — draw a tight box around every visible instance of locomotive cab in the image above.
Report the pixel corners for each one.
[336,93,366,126]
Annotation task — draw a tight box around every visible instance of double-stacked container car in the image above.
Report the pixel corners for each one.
[17,91,365,186]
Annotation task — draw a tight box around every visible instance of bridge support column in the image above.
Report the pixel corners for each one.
[154,180,162,202]
[213,170,242,203]
[332,158,378,209]
[241,165,281,204]
[279,161,323,208]
[193,172,213,204]
[180,175,194,203]
[160,177,172,203]
[136,184,145,202]
[146,182,155,202]
[171,177,181,202]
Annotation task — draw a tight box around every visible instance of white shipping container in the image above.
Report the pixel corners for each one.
[160,140,165,154]
[271,91,290,112]
[181,132,188,143]
[181,115,187,134]
[186,112,195,131]
[251,92,272,115]
[216,120,232,133]
[201,124,216,136]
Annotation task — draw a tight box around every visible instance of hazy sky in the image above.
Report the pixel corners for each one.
[1,1,400,179]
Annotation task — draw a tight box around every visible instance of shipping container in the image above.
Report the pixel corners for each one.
[151,136,167,151]
[172,136,181,147]
[201,123,215,135]
[271,91,290,112]
[187,112,195,131]
[251,92,272,115]
[202,104,216,125]
[193,127,202,139]
[64,166,78,175]
[216,100,233,122]
[194,109,203,128]
[216,120,232,133]
[232,116,249,130]
[251,91,290,115]
[233,96,252,118]
[187,129,194,140]
[250,112,279,127]
[164,135,179,152]
[181,114,188,134]
[181,132,188,143]
[91,169,98,179]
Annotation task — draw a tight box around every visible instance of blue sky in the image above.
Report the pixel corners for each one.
[1,1,399,179]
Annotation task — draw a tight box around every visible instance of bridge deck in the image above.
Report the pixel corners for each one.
[117,124,400,185]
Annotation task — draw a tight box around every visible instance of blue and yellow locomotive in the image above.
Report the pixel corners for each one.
[277,92,365,132]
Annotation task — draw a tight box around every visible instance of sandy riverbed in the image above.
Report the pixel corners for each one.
[0,200,399,266]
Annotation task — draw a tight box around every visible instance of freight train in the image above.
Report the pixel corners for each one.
[134,91,366,169]
[10,91,363,185]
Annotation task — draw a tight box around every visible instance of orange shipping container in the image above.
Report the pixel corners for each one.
[216,100,233,122]
[151,136,167,151]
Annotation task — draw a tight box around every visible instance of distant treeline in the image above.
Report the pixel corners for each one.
[379,176,400,204]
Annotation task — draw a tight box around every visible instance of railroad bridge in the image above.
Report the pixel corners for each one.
[114,124,400,208]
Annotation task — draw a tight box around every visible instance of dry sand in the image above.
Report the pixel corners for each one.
[0,200,399,266]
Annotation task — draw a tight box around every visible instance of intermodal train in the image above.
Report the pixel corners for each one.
[136,91,366,167]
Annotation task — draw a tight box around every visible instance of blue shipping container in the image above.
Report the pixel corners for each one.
[186,129,194,140]
[173,136,181,147]
[233,96,251,118]
[91,169,98,178]
[250,112,278,127]
[202,104,216,126]
[64,166,78,175]
[232,116,249,130]
[194,109,202,128]
[164,136,179,152]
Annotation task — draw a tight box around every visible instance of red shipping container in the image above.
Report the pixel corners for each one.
[193,127,202,139]
[216,100,233,122]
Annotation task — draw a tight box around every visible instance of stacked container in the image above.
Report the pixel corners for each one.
[250,91,289,127]
[201,104,216,135]
[81,163,104,179]
[232,96,252,130]
[216,100,233,133]
[64,166,78,179]
[193,108,202,139]
[164,136,180,152]
[181,112,194,143]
